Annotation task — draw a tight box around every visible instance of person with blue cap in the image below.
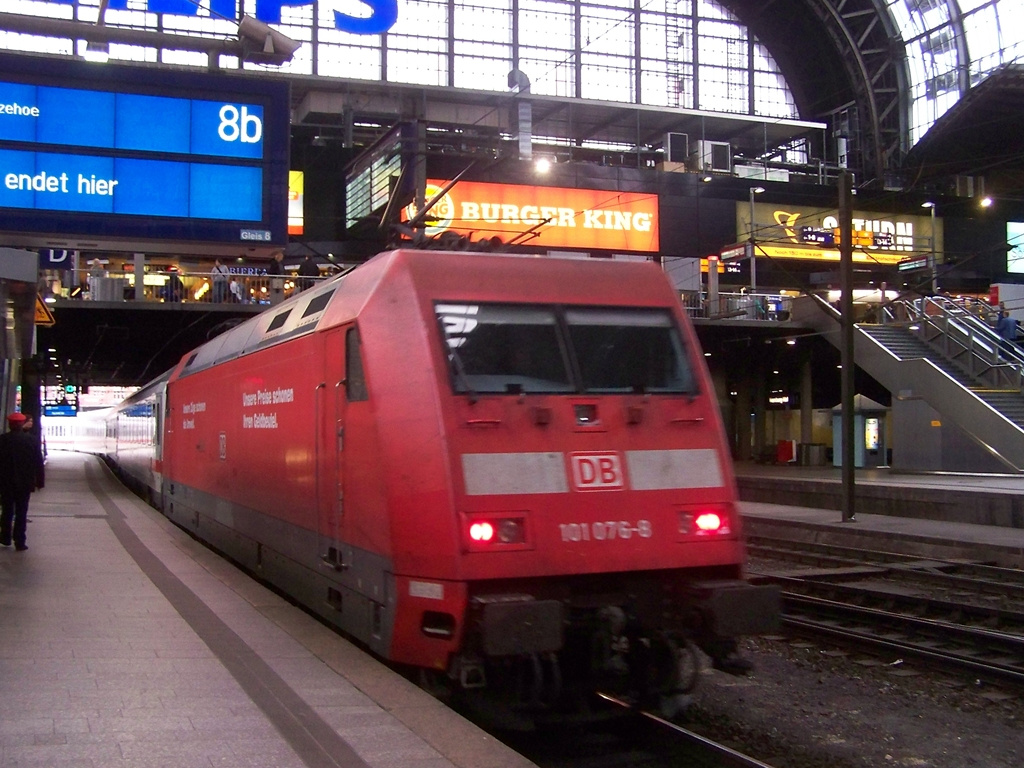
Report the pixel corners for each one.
[0,412,45,551]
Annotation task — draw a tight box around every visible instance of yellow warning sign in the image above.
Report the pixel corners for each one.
[35,296,55,327]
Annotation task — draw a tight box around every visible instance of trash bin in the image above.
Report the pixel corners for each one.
[776,440,796,463]
[93,276,127,301]
[798,443,827,466]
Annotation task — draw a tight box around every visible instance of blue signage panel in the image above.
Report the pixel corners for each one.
[114,158,190,217]
[116,93,191,154]
[0,149,262,221]
[0,83,265,160]
[190,164,263,220]
[0,52,288,249]
[190,101,264,159]
[36,87,116,148]
[0,83,39,141]
[38,248,75,269]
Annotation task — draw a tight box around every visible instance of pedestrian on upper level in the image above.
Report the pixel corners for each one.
[296,254,319,292]
[995,302,1018,359]
[87,258,105,300]
[267,250,285,305]
[211,258,230,302]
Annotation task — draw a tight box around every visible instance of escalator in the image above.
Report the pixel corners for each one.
[791,294,1024,472]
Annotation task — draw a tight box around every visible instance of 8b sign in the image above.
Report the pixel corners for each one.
[218,105,262,144]
[570,452,625,491]
[191,101,264,160]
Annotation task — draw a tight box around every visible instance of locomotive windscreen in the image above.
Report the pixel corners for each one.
[435,303,696,395]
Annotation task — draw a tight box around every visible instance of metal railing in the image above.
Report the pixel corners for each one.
[876,296,1024,392]
[43,270,334,307]
[681,291,795,322]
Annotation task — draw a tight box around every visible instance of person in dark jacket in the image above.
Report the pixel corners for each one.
[996,302,1018,359]
[296,254,319,291]
[267,250,285,304]
[0,412,45,551]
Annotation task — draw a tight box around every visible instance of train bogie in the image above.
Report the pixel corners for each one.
[102,249,779,717]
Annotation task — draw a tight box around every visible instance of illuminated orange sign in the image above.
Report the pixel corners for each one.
[288,171,304,235]
[405,180,659,252]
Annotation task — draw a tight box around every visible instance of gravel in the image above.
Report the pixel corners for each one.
[683,635,1023,768]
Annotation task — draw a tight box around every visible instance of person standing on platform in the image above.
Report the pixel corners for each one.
[87,258,105,300]
[211,258,230,303]
[996,303,1018,359]
[267,250,285,305]
[0,412,45,552]
[296,254,319,292]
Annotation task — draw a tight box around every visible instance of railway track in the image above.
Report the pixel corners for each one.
[486,692,781,768]
[748,535,1024,603]
[781,592,1024,688]
[596,693,780,768]
[748,535,1024,690]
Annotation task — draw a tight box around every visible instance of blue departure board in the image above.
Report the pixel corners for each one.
[0,83,265,157]
[0,52,288,249]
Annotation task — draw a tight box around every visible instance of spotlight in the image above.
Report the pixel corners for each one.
[237,16,300,65]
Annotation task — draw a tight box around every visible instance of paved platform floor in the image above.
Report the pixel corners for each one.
[740,497,1024,568]
[734,460,1024,494]
[0,452,535,768]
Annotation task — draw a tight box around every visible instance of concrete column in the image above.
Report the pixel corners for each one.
[134,253,146,301]
[735,378,752,461]
[800,354,813,444]
[753,354,767,461]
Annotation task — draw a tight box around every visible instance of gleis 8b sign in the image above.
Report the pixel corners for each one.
[44,0,399,36]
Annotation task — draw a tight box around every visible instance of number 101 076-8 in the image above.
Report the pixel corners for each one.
[559,520,653,542]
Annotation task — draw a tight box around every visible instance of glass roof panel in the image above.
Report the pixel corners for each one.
[888,1,1024,145]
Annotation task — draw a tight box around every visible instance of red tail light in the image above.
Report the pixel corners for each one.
[469,521,495,542]
[678,505,733,537]
[463,515,529,551]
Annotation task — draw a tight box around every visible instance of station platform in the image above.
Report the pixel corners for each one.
[0,452,535,768]
[735,462,1024,568]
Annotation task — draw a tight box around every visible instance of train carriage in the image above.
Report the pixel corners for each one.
[106,249,778,719]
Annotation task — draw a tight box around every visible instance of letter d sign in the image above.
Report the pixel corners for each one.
[570,452,625,491]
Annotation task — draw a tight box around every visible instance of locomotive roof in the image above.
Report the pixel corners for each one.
[171,249,674,380]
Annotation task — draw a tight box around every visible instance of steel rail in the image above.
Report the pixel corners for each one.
[782,593,1024,688]
[597,692,780,768]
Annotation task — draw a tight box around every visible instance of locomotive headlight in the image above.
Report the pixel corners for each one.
[695,512,722,531]
[497,518,525,544]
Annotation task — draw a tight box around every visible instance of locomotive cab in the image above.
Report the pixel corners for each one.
[375,252,780,717]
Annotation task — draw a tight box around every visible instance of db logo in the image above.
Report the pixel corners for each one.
[570,452,625,491]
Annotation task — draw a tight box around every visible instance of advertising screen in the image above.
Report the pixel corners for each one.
[0,52,289,253]
[1008,222,1024,273]
[403,180,659,252]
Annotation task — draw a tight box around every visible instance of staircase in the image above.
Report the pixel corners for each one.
[791,294,1024,472]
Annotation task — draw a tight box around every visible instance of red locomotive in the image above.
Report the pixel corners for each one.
[106,249,778,720]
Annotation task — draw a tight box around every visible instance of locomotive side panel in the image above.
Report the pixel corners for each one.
[160,330,404,655]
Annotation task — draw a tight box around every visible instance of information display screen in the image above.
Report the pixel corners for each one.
[0,52,289,251]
